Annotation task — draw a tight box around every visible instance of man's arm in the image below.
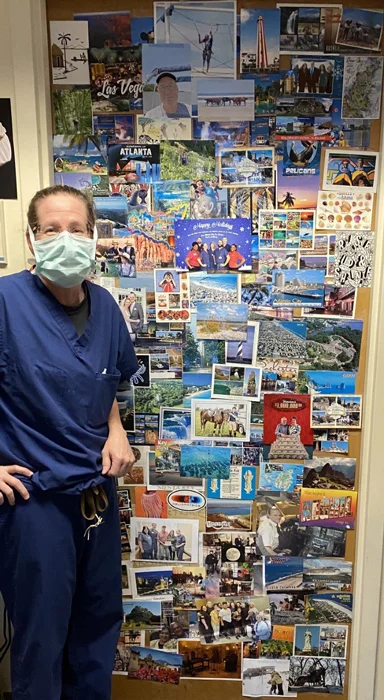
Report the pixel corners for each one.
[102,399,135,477]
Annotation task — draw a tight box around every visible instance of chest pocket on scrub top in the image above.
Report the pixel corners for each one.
[88,369,121,428]
[9,361,68,429]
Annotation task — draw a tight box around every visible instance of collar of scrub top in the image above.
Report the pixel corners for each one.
[26,225,99,354]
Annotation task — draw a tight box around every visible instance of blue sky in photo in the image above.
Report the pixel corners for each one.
[240,8,280,61]
[197,78,254,98]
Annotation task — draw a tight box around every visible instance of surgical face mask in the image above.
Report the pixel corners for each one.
[29,225,97,288]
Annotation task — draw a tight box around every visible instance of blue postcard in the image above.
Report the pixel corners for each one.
[290,56,344,98]
[180,444,231,479]
[272,269,325,308]
[175,217,252,272]
[299,370,357,395]
[207,465,257,499]
[282,140,321,177]
[263,556,308,591]
[259,461,304,492]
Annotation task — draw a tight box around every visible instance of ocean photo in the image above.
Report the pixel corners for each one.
[180,445,231,478]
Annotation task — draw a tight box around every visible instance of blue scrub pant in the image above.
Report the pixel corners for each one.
[0,480,122,700]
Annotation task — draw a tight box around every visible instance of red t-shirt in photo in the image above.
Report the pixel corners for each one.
[185,249,201,268]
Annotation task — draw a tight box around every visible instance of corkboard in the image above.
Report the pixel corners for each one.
[45,0,383,697]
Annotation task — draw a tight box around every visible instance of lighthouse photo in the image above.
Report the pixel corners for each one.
[240,8,280,74]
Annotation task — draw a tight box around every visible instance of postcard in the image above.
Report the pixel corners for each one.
[53,134,108,175]
[211,363,262,402]
[335,230,374,288]
[269,592,306,626]
[302,283,356,318]
[277,160,320,209]
[289,656,345,694]
[154,0,236,116]
[305,593,353,624]
[240,8,280,74]
[127,645,183,684]
[294,623,348,659]
[259,462,304,493]
[50,21,90,85]
[206,499,253,533]
[142,43,192,118]
[182,371,212,408]
[93,114,134,140]
[193,120,250,154]
[190,178,228,219]
[241,280,285,321]
[323,148,379,192]
[300,487,357,529]
[53,88,92,136]
[190,273,239,310]
[196,303,248,341]
[299,370,357,396]
[54,171,93,193]
[336,8,383,51]
[183,316,225,373]
[90,46,142,113]
[290,55,344,97]
[252,73,283,116]
[134,380,183,416]
[272,269,325,308]
[243,658,294,697]
[258,250,299,284]
[150,440,203,490]
[259,210,315,250]
[154,269,190,323]
[122,599,167,631]
[74,10,131,52]
[107,143,160,183]
[130,517,199,563]
[259,358,299,395]
[219,147,275,188]
[263,556,308,592]
[178,639,242,680]
[342,56,383,120]
[303,558,352,592]
[180,444,231,479]
[263,393,313,460]
[303,318,363,373]
[311,394,362,429]
[191,399,251,442]
[114,629,145,674]
[195,595,270,644]
[130,565,174,599]
[207,465,257,500]
[226,321,259,365]
[117,445,149,487]
[278,4,341,54]
[175,217,252,273]
[315,432,349,455]
[160,139,215,182]
[137,116,192,143]
[152,180,189,241]
[197,79,254,121]
[159,408,191,442]
[258,320,306,360]
[316,189,374,231]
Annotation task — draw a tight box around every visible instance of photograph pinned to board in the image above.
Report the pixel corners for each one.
[305,593,353,624]
[191,398,251,442]
[74,10,131,57]
[53,134,108,174]
[269,592,306,626]
[154,268,190,323]
[311,394,362,429]
[303,318,363,373]
[136,116,192,143]
[294,624,348,658]
[53,87,93,135]
[197,79,254,121]
[278,3,341,54]
[93,114,134,140]
[90,46,143,113]
[258,461,304,493]
[206,500,253,533]
[323,149,380,192]
[132,354,151,388]
[300,488,357,529]
[159,407,191,441]
[0,203,7,264]
[130,517,199,563]
[242,658,295,697]
[130,565,174,599]
[289,656,346,694]
[175,217,252,273]
[160,139,216,182]
[271,269,325,308]
[258,209,315,250]
[336,8,383,52]
[313,428,349,455]
[179,639,242,680]
[298,369,357,396]
[218,146,275,188]
[150,440,204,490]
[303,456,356,490]
[180,444,231,479]
[190,272,240,309]
[302,283,356,320]
[290,55,344,97]
[142,43,192,119]
[50,20,90,85]
[122,599,168,631]
[211,363,262,401]
[108,143,160,183]
[127,646,183,684]
[259,358,300,395]
[240,8,281,74]
[193,120,250,154]
[263,393,313,461]
[334,230,374,288]
[276,160,320,209]
[316,189,374,231]
[257,319,306,361]
[195,302,249,341]
[341,56,383,120]
[263,555,307,592]
[0,99,17,200]
[225,321,259,366]
[206,464,257,500]
[303,558,352,591]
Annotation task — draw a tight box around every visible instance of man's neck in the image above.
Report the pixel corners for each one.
[163,99,178,114]
[39,275,85,306]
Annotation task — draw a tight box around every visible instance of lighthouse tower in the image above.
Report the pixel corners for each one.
[256,15,268,70]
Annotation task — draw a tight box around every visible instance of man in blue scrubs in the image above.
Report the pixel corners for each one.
[0,185,139,699]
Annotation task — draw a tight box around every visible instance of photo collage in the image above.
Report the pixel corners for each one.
[47,1,381,693]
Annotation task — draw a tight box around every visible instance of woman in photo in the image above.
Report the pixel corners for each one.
[209,242,217,271]
[150,626,175,650]
[137,526,153,559]
[158,271,177,293]
[168,529,177,560]
[318,64,328,93]
[226,244,246,270]
[120,296,133,333]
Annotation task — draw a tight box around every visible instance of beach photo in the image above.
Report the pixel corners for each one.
[259,209,315,250]
[211,363,262,401]
[240,8,280,74]
[182,372,212,408]
[196,303,249,341]
[206,500,253,532]
[272,269,325,308]
[219,147,275,188]
[190,273,239,309]
[130,517,199,563]
[305,593,353,624]
[191,399,251,441]
[53,134,108,175]
[197,79,254,121]
[180,445,231,479]
[263,556,306,591]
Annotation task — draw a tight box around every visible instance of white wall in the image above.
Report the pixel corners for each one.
[0,0,52,691]
[0,0,52,277]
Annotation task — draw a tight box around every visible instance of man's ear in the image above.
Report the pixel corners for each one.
[26,228,34,255]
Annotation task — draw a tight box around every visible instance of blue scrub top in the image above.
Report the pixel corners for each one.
[0,271,139,494]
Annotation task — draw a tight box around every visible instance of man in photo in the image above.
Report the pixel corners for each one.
[127,292,144,333]
[275,416,289,437]
[146,72,190,119]
[205,549,218,575]
[175,529,186,561]
[215,239,228,270]
[150,522,158,559]
[308,61,320,93]
[257,505,282,556]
